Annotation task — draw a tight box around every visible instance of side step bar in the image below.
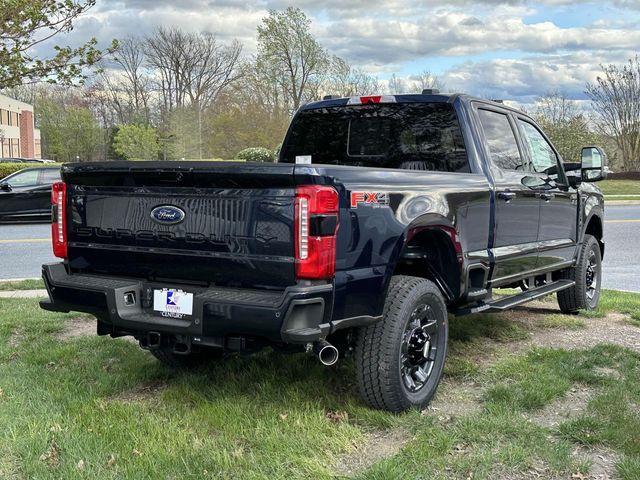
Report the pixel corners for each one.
[456,279,575,315]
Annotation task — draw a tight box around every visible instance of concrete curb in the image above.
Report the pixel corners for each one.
[0,289,48,298]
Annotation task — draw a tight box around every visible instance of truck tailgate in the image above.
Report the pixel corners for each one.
[62,162,297,288]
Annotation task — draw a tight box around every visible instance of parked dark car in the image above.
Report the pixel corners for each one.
[40,92,607,412]
[0,157,54,164]
[0,157,28,163]
[0,166,61,222]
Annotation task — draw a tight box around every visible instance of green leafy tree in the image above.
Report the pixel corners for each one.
[256,7,328,111]
[37,96,102,161]
[0,0,117,88]
[532,92,599,163]
[112,124,159,160]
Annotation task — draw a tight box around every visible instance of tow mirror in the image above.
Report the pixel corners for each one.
[0,182,11,192]
[581,146,608,182]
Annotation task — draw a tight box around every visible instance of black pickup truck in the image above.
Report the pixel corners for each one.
[40,92,607,412]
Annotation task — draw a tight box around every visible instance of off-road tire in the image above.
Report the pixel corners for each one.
[355,275,448,413]
[150,347,224,369]
[557,234,602,314]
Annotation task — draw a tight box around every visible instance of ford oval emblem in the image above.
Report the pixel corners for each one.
[150,205,185,225]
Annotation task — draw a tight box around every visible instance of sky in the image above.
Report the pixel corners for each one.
[47,0,640,105]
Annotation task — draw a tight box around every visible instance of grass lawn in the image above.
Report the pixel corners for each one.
[0,279,45,291]
[0,291,638,479]
[598,179,640,196]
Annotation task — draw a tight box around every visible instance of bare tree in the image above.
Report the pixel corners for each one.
[586,56,640,171]
[387,73,405,94]
[533,91,598,163]
[324,56,381,97]
[111,37,152,122]
[535,90,579,125]
[145,28,243,158]
[412,69,444,92]
[257,8,328,111]
[145,28,242,110]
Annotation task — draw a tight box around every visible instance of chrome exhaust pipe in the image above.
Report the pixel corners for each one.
[313,340,339,366]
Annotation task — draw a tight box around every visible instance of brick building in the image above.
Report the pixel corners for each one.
[0,93,41,159]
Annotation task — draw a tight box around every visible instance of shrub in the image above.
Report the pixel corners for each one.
[235,147,274,163]
[274,143,282,160]
[0,162,62,180]
[112,124,160,160]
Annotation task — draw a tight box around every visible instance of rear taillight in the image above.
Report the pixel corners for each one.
[51,181,67,259]
[295,185,339,280]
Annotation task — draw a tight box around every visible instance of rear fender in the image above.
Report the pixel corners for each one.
[387,215,463,303]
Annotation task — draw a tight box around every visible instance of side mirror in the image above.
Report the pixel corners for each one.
[581,146,608,182]
[0,182,11,192]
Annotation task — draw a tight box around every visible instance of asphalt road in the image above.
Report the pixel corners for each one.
[1,205,639,291]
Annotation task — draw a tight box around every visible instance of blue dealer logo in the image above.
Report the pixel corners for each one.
[150,205,186,225]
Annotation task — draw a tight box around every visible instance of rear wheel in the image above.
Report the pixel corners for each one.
[150,347,224,369]
[355,275,448,413]
[557,234,602,313]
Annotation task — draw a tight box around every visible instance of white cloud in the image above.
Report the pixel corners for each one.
[441,50,634,103]
[27,0,640,103]
[318,12,640,65]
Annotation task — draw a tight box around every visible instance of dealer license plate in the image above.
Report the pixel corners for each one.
[153,288,193,318]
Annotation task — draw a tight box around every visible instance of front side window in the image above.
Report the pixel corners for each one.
[6,170,39,187]
[518,120,558,173]
[477,109,524,171]
[281,103,470,172]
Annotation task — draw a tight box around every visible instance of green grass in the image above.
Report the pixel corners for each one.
[366,344,640,480]
[598,179,640,196]
[1,290,639,479]
[538,314,586,330]
[581,289,640,322]
[606,196,640,201]
[0,279,44,291]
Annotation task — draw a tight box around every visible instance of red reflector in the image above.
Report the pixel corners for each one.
[51,182,67,259]
[295,185,339,280]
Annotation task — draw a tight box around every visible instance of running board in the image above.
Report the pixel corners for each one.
[456,279,575,315]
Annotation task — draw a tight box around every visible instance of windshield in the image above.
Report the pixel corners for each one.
[280,102,469,172]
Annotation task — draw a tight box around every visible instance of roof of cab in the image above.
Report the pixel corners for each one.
[300,93,526,116]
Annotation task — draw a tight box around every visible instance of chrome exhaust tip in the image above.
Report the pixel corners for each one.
[313,340,339,366]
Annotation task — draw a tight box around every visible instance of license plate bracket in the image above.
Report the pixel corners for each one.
[152,288,194,318]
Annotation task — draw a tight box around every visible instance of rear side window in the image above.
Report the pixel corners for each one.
[478,109,524,171]
[281,103,469,172]
[39,169,61,185]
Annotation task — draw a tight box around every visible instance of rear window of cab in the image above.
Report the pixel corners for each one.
[280,102,469,173]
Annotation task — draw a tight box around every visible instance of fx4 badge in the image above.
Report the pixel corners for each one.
[350,191,390,208]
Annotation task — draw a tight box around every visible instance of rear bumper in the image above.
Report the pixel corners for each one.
[40,263,378,345]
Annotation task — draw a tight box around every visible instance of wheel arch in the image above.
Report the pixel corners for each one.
[584,213,604,259]
[392,219,462,303]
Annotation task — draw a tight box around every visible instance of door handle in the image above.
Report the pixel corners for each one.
[497,191,516,202]
[538,192,555,202]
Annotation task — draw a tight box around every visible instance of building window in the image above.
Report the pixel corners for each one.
[7,138,20,157]
[1,139,10,157]
[12,112,19,126]
[0,109,8,126]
